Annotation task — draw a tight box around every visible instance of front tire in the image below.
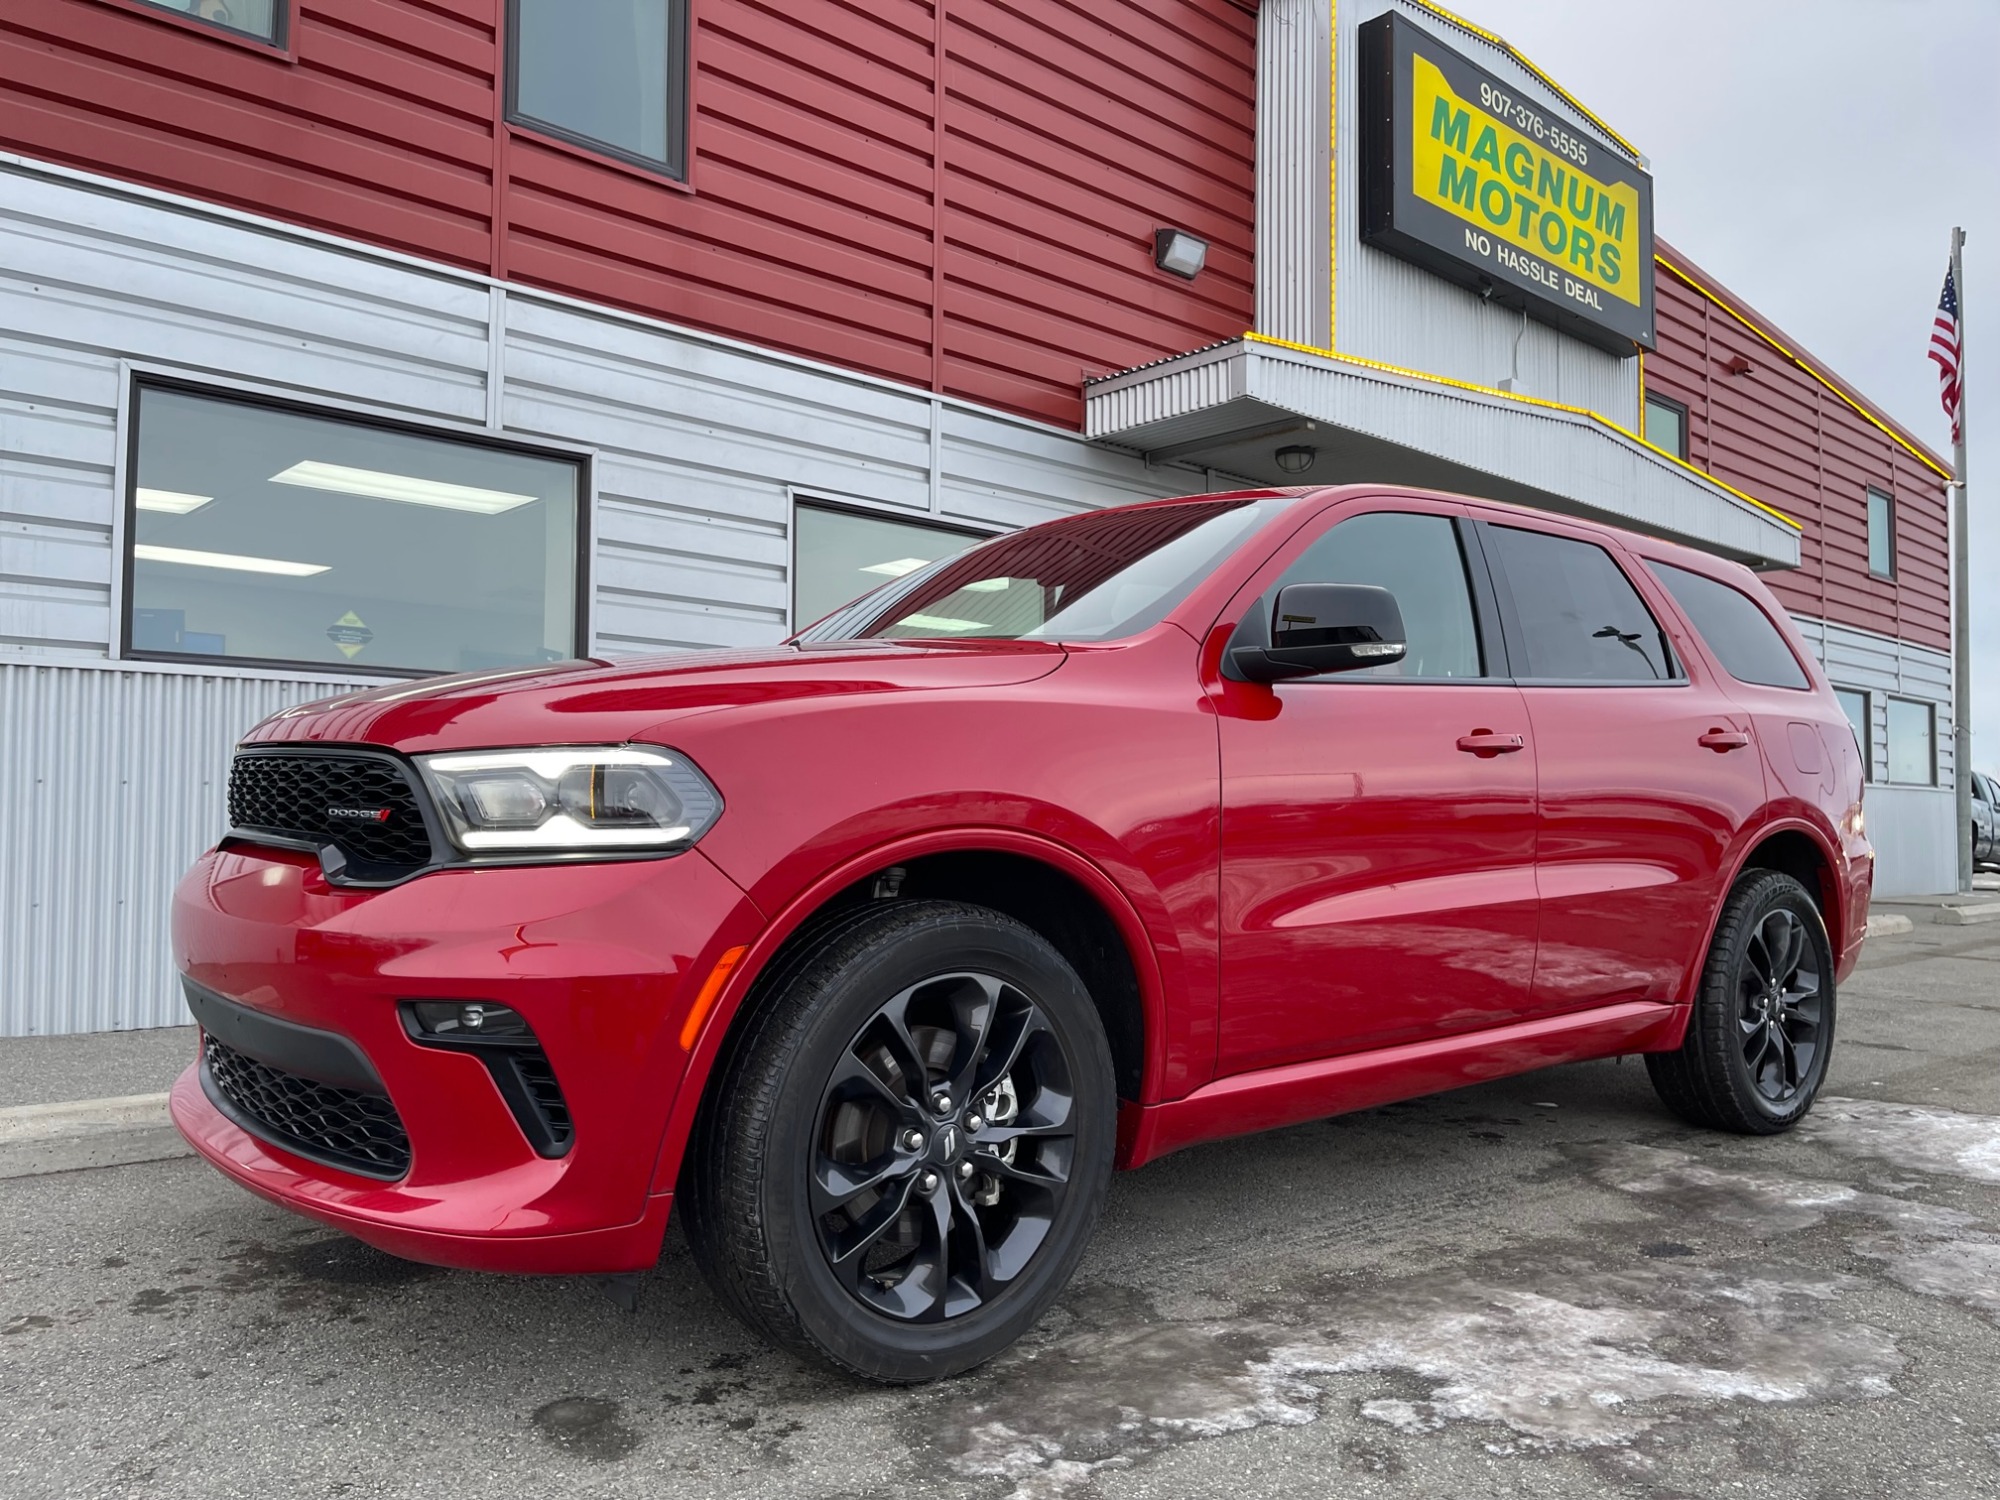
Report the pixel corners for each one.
[1646,869,1835,1134]
[679,900,1116,1383]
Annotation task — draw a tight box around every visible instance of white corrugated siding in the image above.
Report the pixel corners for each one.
[0,663,374,1036]
[0,158,1215,1034]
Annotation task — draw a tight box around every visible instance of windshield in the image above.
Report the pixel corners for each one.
[794,498,1289,644]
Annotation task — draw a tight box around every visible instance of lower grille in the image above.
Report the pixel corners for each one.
[504,1049,575,1155]
[203,1035,412,1179]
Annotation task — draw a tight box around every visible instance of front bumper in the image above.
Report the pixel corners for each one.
[170,842,760,1273]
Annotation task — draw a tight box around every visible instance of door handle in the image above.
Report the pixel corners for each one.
[1699,727,1752,752]
[1456,730,1525,756]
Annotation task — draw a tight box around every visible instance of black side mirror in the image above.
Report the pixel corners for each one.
[1231,583,1407,683]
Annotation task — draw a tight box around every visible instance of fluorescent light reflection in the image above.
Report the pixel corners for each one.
[135,488,214,514]
[134,543,329,577]
[901,614,988,633]
[860,557,933,578]
[269,461,538,515]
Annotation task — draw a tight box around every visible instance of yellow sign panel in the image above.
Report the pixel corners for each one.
[1409,54,1642,309]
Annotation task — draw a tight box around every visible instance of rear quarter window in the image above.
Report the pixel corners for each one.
[1646,561,1811,691]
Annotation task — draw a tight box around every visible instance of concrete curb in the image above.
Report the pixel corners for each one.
[1865,913,1916,938]
[0,1092,189,1180]
[1934,902,2000,926]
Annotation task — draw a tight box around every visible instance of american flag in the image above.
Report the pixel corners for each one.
[1930,264,1962,446]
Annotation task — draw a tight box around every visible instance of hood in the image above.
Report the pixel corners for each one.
[239,639,1067,752]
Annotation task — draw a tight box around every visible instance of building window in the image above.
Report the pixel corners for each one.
[507,0,690,178]
[793,503,987,631]
[126,384,585,677]
[1834,687,1871,781]
[1885,697,1935,785]
[1644,393,1690,462]
[1867,487,1896,578]
[130,0,283,44]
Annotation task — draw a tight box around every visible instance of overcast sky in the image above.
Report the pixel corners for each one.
[1461,0,1999,765]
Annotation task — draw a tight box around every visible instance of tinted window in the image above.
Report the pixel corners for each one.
[1272,513,1482,679]
[793,504,984,629]
[1648,562,1810,689]
[1886,698,1934,785]
[1834,687,1871,781]
[1486,526,1676,682]
[510,0,688,176]
[797,499,1289,644]
[129,387,582,676]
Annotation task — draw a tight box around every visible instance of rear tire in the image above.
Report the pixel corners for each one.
[1646,869,1835,1134]
[679,900,1116,1383]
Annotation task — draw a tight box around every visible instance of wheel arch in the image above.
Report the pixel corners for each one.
[648,830,1170,1196]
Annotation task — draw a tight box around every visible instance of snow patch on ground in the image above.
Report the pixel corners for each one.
[1800,1099,2000,1183]
[1855,1235,2000,1325]
[940,1267,1900,1496]
[1587,1141,1973,1234]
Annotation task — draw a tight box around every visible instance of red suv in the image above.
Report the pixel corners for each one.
[170,487,1871,1381]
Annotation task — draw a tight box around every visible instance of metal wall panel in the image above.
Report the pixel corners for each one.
[0,662,373,1037]
[1255,0,1332,345]
[0,162,1215,1033]
[1790,614,1954,897]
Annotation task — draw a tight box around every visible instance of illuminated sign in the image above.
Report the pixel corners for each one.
[1359,12,1655,354]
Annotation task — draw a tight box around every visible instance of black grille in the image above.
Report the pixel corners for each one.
[203,1035,412,1179]
[229,751,432,877]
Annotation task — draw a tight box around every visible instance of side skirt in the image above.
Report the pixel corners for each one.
[1116,1001,1683,1169]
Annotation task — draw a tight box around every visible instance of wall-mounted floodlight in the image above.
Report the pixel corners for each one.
[1153,228,1208,281]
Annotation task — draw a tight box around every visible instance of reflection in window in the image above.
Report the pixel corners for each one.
[134,0,281,43]
[1647,562,1809,690]
[1274,513,1481,679]
[510,0,687,175]
[1485,526,1678,682]
[128,386,582,676]
[1886,697,1935,785]
[792,504,985,631]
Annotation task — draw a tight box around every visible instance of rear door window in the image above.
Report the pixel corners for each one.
[1646,561,1810,690]
[1484,525,1678,682]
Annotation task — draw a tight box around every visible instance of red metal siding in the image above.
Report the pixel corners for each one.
[0,0,1255,428]
[1648,246,1951,652]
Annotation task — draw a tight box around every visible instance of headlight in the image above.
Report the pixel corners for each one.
[416,746,723,856]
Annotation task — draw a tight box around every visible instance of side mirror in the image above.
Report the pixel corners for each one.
[1231,583,1407,683]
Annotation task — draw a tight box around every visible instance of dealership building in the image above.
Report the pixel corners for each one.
[0,0,1961,1035]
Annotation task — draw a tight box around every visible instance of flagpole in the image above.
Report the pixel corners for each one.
[1952,225,1972,893]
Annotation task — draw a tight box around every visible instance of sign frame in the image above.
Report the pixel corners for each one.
[1359,11,1655,355]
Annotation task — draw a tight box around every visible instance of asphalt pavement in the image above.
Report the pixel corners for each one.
[6,920,2000,1500]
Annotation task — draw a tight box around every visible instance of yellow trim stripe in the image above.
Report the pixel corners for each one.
[1656,255,1954,483]
[1241,329,1802,531]
[1402,0,1643,161]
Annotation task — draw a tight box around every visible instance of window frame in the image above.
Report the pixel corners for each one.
[1643,391,1691,463]
[503,0,693,183]
[1833,686,1872,782]
[102,0,295,57]
[1478,521,1688,688]
[117,372,595,680]
[1883,695,1937,787]
[1866,486,1897,580]
[788,495,1000,636]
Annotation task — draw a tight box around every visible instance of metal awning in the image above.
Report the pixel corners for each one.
[1085,337,1801,570]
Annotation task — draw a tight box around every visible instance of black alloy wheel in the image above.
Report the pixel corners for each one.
[1646,869,1836,1134]
[811,971,1077,1323]
[1734,906,1824,1105]
[679,900,1115,1382]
